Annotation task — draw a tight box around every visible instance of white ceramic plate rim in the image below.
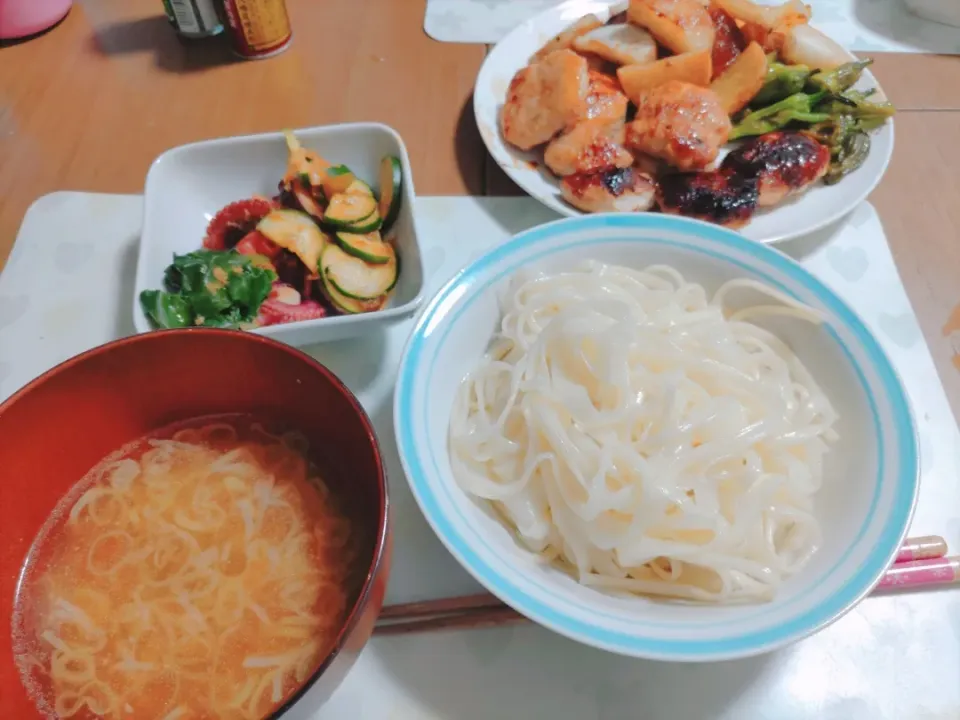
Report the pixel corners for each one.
[473,0,895,245]
[394,213,919,661]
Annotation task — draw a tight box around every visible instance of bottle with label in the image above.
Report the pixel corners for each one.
[161,0,224,39]
[221,0,293,59]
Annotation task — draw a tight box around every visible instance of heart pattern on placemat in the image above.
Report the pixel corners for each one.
[878,310,922,349]
[826,245,869,283]
[0,294,29,330]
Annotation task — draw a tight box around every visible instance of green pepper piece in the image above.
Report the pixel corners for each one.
[752,61,812,107]
[823,130,871,185]
[843,88,877,102]
[849,98,896,126]
[856,115,888,132]
[810,114,857,155]
[807,59,873,94]
[730,92,830,140]
[815,88,896,123]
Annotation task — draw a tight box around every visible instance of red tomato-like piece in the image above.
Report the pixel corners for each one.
[257,297,327,327]
[234,230,282,259]
[709,7,747,79]
[203,197,277,250]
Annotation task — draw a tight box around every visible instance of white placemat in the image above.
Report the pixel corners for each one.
[2,193,959,719]
[424,0,960,52]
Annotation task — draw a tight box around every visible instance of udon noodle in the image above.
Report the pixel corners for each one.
[449,262,838,602]
[13,419,354,719]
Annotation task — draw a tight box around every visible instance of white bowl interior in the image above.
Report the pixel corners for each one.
[134,123,424,346]
[396,215,917,660]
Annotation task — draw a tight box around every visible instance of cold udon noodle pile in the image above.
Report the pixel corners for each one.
[449,262,838,602]
[14,422,353,719]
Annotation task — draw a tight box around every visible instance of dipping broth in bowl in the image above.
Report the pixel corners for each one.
[0,330,389,719]
[14,416,356,719]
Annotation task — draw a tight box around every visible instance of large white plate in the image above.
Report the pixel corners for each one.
[473,0,895,244]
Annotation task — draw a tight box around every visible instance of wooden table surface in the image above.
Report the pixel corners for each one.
[1,0,959,417]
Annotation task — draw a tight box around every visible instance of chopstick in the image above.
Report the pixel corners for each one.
[876,555,960,591]
[894,534,948,563]
[377,592,506,620]
[375,603,525,636]
[375,535,951,637]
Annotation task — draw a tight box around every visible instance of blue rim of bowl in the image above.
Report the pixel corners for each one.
[395,213,919,660]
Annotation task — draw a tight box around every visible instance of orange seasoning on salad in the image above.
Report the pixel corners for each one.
[221,0,293,60]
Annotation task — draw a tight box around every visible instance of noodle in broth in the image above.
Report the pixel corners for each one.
[13,418,354,720]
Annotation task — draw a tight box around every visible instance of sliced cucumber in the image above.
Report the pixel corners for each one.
[344,178,375,197]
[384,248,399,293]
[335,231,394,265]
[321,272,384,314]
[321,243,397,300]
[257,209,327,274]
[323,164,357,196]
[344,208,382,233]
[378,155,403,233]
[323,193,377,229]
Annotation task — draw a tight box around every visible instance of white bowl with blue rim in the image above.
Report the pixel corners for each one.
[393,213,919,661]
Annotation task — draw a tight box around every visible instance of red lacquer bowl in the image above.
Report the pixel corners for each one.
[0,329,391,719]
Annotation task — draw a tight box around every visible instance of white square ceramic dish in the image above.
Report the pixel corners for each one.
[133,123,425,346]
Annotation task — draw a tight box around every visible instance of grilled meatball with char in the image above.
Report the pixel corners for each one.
[561,166,657,213]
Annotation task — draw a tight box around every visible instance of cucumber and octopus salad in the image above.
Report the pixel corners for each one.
[140,131,404,330]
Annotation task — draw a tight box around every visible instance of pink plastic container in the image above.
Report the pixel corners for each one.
[0,0,72,40]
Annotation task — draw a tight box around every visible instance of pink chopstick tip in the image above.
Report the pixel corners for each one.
[895,535,948,564]
[878,556,960,591]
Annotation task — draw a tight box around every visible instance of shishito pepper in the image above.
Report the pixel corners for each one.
[818,89,897,129]
[823,130,871,185]
[730,92,830,140]
[752,60,812,107]
[806,59,873,94]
